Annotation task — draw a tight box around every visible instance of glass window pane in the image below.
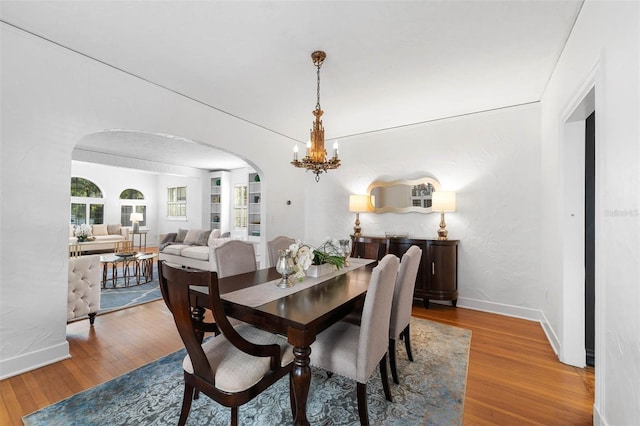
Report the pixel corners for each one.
[71,177,103,198]
[71,203,86,225]
[90,204,104,224]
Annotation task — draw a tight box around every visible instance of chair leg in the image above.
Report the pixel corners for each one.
[379,354,392,402]
[88,312,96,325]
[403,324,414,362]
[178,383,194,426]
[231,406,238,426]
[388,338,399,384]
[356,382,370,426]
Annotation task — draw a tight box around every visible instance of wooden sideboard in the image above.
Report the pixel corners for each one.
[350,235,459,308]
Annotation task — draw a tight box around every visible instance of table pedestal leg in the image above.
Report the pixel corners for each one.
[292,345,311,426]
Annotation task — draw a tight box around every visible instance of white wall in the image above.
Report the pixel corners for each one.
[539,1,640,424]
[305,103,544,317]
[0,23,306,379]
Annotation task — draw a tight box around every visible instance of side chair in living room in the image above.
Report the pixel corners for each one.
[310,254,400,426]
[267,236,295,267]
[158,260,294,426]
[214,240,257,278]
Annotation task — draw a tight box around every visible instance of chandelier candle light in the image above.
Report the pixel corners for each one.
[291,50,340,182]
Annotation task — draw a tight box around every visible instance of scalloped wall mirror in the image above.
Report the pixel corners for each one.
[367,177,440,213]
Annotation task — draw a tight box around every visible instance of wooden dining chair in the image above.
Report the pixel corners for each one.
[310,254,400,426]
[388,245,422,384]
[214,240,257,278]
[157,260,295,426]
[350,236,390,264]
[267,236,296,267]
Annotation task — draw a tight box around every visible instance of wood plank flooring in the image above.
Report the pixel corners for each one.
[1,299,594,425]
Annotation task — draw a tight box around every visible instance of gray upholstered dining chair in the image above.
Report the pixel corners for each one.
[388,245,422,384]
[158,261,294,426]
[214,240,257,278]
[310,254,400,426]
[267,236,296,267]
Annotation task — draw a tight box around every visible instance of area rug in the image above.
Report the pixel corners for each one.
[24,318,470,425]
[99,264,162,313]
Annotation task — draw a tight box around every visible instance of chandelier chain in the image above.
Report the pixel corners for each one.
[316,61,322,111]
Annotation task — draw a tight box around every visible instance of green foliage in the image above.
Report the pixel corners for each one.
[312,250,346,269]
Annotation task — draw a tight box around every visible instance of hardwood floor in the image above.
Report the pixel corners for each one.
[1,300,594,425]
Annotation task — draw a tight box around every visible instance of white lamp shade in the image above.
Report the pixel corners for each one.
[130,212,144,222]
[349,194,370,212]
[432,191,456,212]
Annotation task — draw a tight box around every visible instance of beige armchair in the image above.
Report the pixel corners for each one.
[67,255,101,324]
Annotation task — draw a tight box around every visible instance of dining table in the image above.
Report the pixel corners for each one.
[189,257,376,426]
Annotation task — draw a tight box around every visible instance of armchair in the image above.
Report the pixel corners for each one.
[67,255,101,324]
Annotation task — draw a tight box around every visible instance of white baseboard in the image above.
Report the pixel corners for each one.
[593,404,606,426]
[456,297,544,322]
[0,341,70,380]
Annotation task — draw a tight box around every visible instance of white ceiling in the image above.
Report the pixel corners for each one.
[1,0,583,171]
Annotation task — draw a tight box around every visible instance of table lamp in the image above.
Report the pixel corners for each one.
[431,191,456,240]
[349,194,370,236]
[130,212,143,233]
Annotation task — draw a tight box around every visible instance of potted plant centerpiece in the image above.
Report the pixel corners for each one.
[289,238,347,281]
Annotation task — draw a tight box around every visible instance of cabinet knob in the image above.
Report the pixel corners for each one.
[432,262,435,275]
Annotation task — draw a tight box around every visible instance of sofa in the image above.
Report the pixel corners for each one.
[68,254,101,324]
[69,224,130,253]
[158,228,230,271]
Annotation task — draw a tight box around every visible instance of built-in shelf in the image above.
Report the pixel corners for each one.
[248,172,261,237]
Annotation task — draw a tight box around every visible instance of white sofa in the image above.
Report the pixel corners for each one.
[158,228,230,271]
[68,255,101,324]
[69,224,130,253]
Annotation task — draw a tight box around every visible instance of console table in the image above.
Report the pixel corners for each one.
[351,235,459,308]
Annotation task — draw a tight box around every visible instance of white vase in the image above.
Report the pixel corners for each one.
[307,263,337,277]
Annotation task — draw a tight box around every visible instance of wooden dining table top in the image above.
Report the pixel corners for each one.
[190,262,374,342]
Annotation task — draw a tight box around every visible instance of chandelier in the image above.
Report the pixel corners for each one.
[291,50,340,182]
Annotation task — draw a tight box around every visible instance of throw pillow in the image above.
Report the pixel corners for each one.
[183,229,202,245]
[175,228,188,243]
[92,224,108,236]
[107,224,122,235]
[195,230,212,246]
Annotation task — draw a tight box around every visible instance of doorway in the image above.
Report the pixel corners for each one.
[584,111,595,366]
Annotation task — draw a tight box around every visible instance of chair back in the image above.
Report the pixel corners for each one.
[389,245,422,339]
[214,240,257,278]
[157,260,284,384]
[115,240,134,254]
[267,236,296,267]
[351,236,390,262]
[356,253,400,381]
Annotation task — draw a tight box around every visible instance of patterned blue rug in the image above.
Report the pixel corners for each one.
[24,318,470,425]
[99,264,162,313]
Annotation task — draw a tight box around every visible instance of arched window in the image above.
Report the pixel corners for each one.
[120,188,147,228]
[70,177,104,224]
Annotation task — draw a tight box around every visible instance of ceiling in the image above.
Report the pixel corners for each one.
[1,0,583,171]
